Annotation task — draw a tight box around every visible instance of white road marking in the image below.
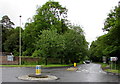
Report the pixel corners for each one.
[76,71,81,72]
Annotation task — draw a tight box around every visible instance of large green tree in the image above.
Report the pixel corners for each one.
[32,25,88,65]
[3,27,23,56]
[63,26,88,64]
[0,15,15,52]
[0,15,14,29]
[103,5,120,61]
[34,1,68,33]
[90,5,120,63]
[32,29,64,65]
[22,1,68,56]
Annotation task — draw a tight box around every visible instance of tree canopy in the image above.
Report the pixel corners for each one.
[0,15,14,29]
[1,1,89,65]
[90,5,120,63]
[22,1,69,56]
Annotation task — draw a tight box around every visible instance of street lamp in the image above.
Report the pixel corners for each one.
[19,15,22,65]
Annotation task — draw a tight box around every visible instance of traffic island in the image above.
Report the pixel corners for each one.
[18,65,58,81]
[66,67,78,71]
[18,74,58,81]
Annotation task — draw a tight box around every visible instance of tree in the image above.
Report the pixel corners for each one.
[3,27,23,56]
[63,25,88,64]
[22,23,37,56]
[90,5,120,63]
[0,15,14,29]
[22,1,69,56]
[34,1,68,33]
[103,5,120,61]
[33,25,88,65]
[32,29,64,65]
[89,35,108,62]
[0,15,15,51]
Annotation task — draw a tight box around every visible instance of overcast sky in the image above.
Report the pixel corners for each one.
[0,0,119,43]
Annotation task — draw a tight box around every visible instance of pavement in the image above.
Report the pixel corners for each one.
[1,63,120,83]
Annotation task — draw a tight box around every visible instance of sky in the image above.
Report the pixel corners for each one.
[0,0,119,44]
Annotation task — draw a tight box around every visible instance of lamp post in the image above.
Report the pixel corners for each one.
[19,15,22,65]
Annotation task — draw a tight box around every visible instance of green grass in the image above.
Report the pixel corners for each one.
[96,62,120,74]
[0,62,82,68]
[0,65,36,67]
[105,69,120,73]
[95,62,108,68]
[0,64,72,68]
[42,64,72,67]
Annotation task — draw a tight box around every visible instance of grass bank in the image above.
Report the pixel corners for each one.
[105,69,120,73]
[0,62,83,68]
[97,63,108,68]
[97,62,120,74]
[0,64,72,68]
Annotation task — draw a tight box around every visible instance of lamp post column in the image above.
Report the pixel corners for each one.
[19,15,22,65]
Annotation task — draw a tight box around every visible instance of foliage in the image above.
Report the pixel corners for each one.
[32,29,65,65]
[22,1,68,56]
[1,1,89,65]
[63,26,88,64]
[34,1,68,33]
[33,25,88,65]
[3,27,23,56]
[0,15,15,52]
[0,15,14,29]
[90,5,120,64]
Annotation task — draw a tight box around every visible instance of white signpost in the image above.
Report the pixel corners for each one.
[7,55,14,61]
[103,56,106,63]
[110,57,118,61]
[110,57,118,70]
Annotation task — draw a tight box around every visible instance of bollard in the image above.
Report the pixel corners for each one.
[74,63,76,67]
[36,65,41,75]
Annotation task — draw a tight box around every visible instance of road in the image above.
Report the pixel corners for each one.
[1,63,120,82]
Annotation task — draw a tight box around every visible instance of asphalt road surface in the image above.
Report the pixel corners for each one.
[1,63,120,82]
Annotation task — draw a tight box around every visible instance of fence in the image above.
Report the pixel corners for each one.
[0,56,61,65]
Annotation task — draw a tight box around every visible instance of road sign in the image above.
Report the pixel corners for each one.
[7,55,14,61]
[110,57,118,61]
[103,56,106,63]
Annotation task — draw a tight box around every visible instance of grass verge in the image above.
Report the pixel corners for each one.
[96,62,108,68]
[97,62,120,74]
[105,69,120,73]
[0,62,83,68]
[0,64,72,68]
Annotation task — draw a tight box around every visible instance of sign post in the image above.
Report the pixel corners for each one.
[74,63,76,67]
[103,56,106,63]
[110,57,118,70]
[36,65,41,75]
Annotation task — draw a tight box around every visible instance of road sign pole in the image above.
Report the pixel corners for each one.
[111,61,112,70]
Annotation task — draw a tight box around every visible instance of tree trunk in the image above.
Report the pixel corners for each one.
[45,58,47,65]
[61,57,63,64]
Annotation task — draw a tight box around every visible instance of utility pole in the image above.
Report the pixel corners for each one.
[19,15,22,65]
